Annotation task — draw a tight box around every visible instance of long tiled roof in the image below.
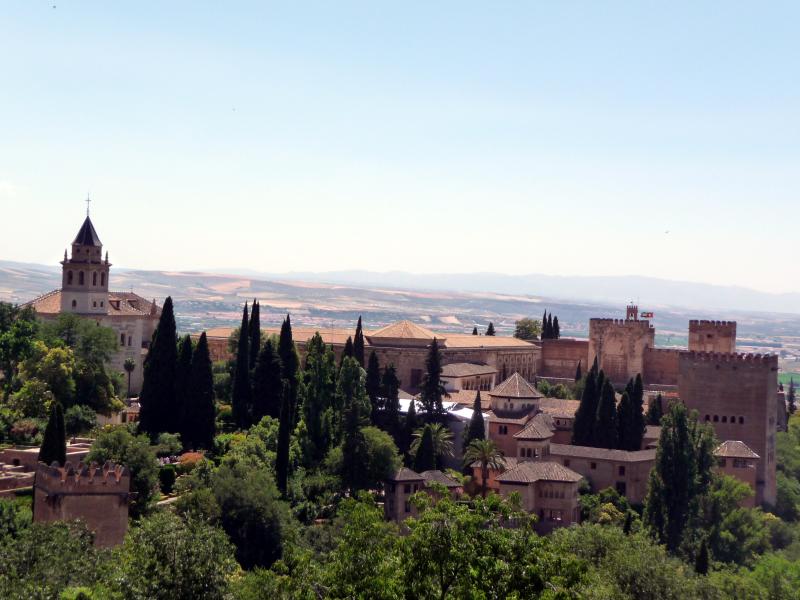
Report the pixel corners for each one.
[469,456,519,470]
[367,320,440,341]
[27,290,159,317]
[549,443,657,462]
[388,467,424,482]
[514,414,554,440]
[441,363,496,377]
[489,372,542,399]
[420,470,461,488]
[496,461,583,484]
[443,334,536,349]
[72,216,102,247]
[538,398,580,419]
[715,440,759,459]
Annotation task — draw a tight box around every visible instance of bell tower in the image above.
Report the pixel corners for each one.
[59,206,111,315]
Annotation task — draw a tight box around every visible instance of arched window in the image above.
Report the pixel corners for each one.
[100,273,105,286]
[120,333,125,346]
[739,416,744,424]
[93,272,97,286]
[721,416,727,423]
[71,299,77,308]
[730,416,735,423]
[713,415,719,422]
[79,271,84,285]
[705,415,710,421]
[67,271,73,285]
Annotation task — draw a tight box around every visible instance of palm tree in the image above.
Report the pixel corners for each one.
[463,439,505,497]
[411,423,454,469]
[123,358,136,399]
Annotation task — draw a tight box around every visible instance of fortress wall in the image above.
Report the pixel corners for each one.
[539,339,589,379]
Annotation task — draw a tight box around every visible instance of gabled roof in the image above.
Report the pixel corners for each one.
[367,320,440,342]
[548,443,657,462]
[496,461,582,484]
[72,216,102,247]
[388,467,424,482]
[514,413,554,440]
[715,440,760,459]
[441,363,496,378]
[488,372,542,399]
[420,470,461,488]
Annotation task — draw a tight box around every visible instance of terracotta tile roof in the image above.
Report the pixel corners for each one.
[388,467,424,482]
[470,456,519,470]
[447,390,492,410]
[27,290,159,317]
[441,363,496,378]
[549,443,657,462]
[514,414,554,440]
[443,334,536,349]
[496,461,583,484]
[538,398,580,419]
[715,440,760,459]
[420,470,461,488]
[367,320,441,342]
[487,411,533,426]
[489,372,542,399]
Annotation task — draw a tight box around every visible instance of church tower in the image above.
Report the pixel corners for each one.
[59,214,111,315]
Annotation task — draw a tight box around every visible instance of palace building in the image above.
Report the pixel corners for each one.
[26,213,160,396]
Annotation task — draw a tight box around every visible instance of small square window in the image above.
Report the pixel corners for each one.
[590,462,597,470]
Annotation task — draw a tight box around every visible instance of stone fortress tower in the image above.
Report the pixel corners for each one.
[688,320,737,354]
[588,304,655,384]
[59,215,111,315]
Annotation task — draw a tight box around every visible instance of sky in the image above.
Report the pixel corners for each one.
[0,2,798,294]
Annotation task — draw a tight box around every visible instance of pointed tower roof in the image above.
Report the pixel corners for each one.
[72,216,102,247]
[488,372,542,399]
[366,320,445,347]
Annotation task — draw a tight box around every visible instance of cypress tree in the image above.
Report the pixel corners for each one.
[464,390,485,446]
[173,335,194,435]
[623,511,633,535]
[631,374,646,448]
[402,400,418,457]
[646,394,664,425]
[616,391,635,451]
[183,332,215,450]
[553,315,560,339]
[39,401,66,466]
[472,326,478,335]
[341,387,370,493]
[574,361,582,382]
[381,363,401,439]
[275,380,291,495]
[139,296,178,437]
[248,300,261,370]
[231,302,252,430]
[788,379,796,415]
[353,316,365,367]
[419,338,447,422]
[413,425,436,472]
[542,310,549,339]
[252,339,283,421]
[546,313,554,340]
[365,350,381,423]
[277,315,299,426]
[302,333,335,463]
[486,322,495,336]
[572,364,598,445]
[342,336,354,362]
[695,539,709,575]
[595,377,618,449]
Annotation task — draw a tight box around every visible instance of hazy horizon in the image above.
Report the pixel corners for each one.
[2,2,799,294]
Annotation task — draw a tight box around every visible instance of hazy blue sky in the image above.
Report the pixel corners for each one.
[1,2,798,293]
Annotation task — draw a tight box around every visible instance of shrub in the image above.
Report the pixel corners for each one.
[64,405,97,437]
[159,465,177,495]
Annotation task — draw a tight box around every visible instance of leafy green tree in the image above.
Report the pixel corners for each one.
[87,425,159,518]
[365,351,381,423]
[464,390,485,447]
[39,400,66,466]
[139,296,178,437]
[182,332,216,450]
[64,404,96,437]
[643,401,716,554]
[173,335,193,434]
[419,338,447,422]
[513,318,541,340]
[252,338,283,421]
[381,364,401,439]
[16,341,75,407]
[231,302,252,430]
[353,315,365,367]
[595,377,618,449]
[334,357,371,441]
[0,303,38,401]
[361,426,402,490]
[412,423,453,471]
[275,380,292,495]
[485,322,495,336]
[248,299,261,370]
[463,438,503,497]
[300,333,335,464]
[413,425,436,472]
[112,511,237,600]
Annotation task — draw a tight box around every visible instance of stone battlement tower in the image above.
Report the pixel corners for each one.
[33,460,131,547]
[688,320,737,354]
[678,352,777,505]
[588,307,654,384]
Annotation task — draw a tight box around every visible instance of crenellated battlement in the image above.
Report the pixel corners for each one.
[680,351,777,367]
[35,460,129,493]
[689,320,737,328]
[590,318,653,328]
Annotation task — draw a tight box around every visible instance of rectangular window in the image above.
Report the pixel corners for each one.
[404,502,411,513]
[590,462,597,470]
[618,466,626,476]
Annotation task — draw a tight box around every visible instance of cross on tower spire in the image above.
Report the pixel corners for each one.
[85,193,91,217]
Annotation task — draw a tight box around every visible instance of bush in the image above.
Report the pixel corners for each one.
[154,432,182,457]
[64,405,97,437]
[159,465,177,495]
[9,418,44,445]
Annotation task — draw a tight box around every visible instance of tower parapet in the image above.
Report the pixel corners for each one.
[589,310,655,383]
[688,320,737,354]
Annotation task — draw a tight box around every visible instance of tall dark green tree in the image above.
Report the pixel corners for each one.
[381,363,401,439]
[275,380,291,495]
[546,313,554,339]
[365,351,381,423]
[139,296,178,437]
[252,339,283,421]
[342,336,354,363]
[552,315,560,339]
[643,401,716,554]
[413,425,436,472]
[595,377,618,449]
[402,400,418,457]
[571,361,599,446]
[464,390,485,447]
[277,314,300,426]
[39,401,66,466]
[695,539,709,575]
[630,374,646,446]
[231,303,252,430]
[616,391,636,451]
[574,361,582,382]
[248,300,261,370]
[353,316,365,367]
[787,378,796,414]
[646,394,664,425]
[419,338,447,422]
[541,310,549,339]
[173,335,194,434]
[182,332,215,450]
[472,326,478,335]
[341,386,370,493]
[301,333,336,463]
[485,322,495,336]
